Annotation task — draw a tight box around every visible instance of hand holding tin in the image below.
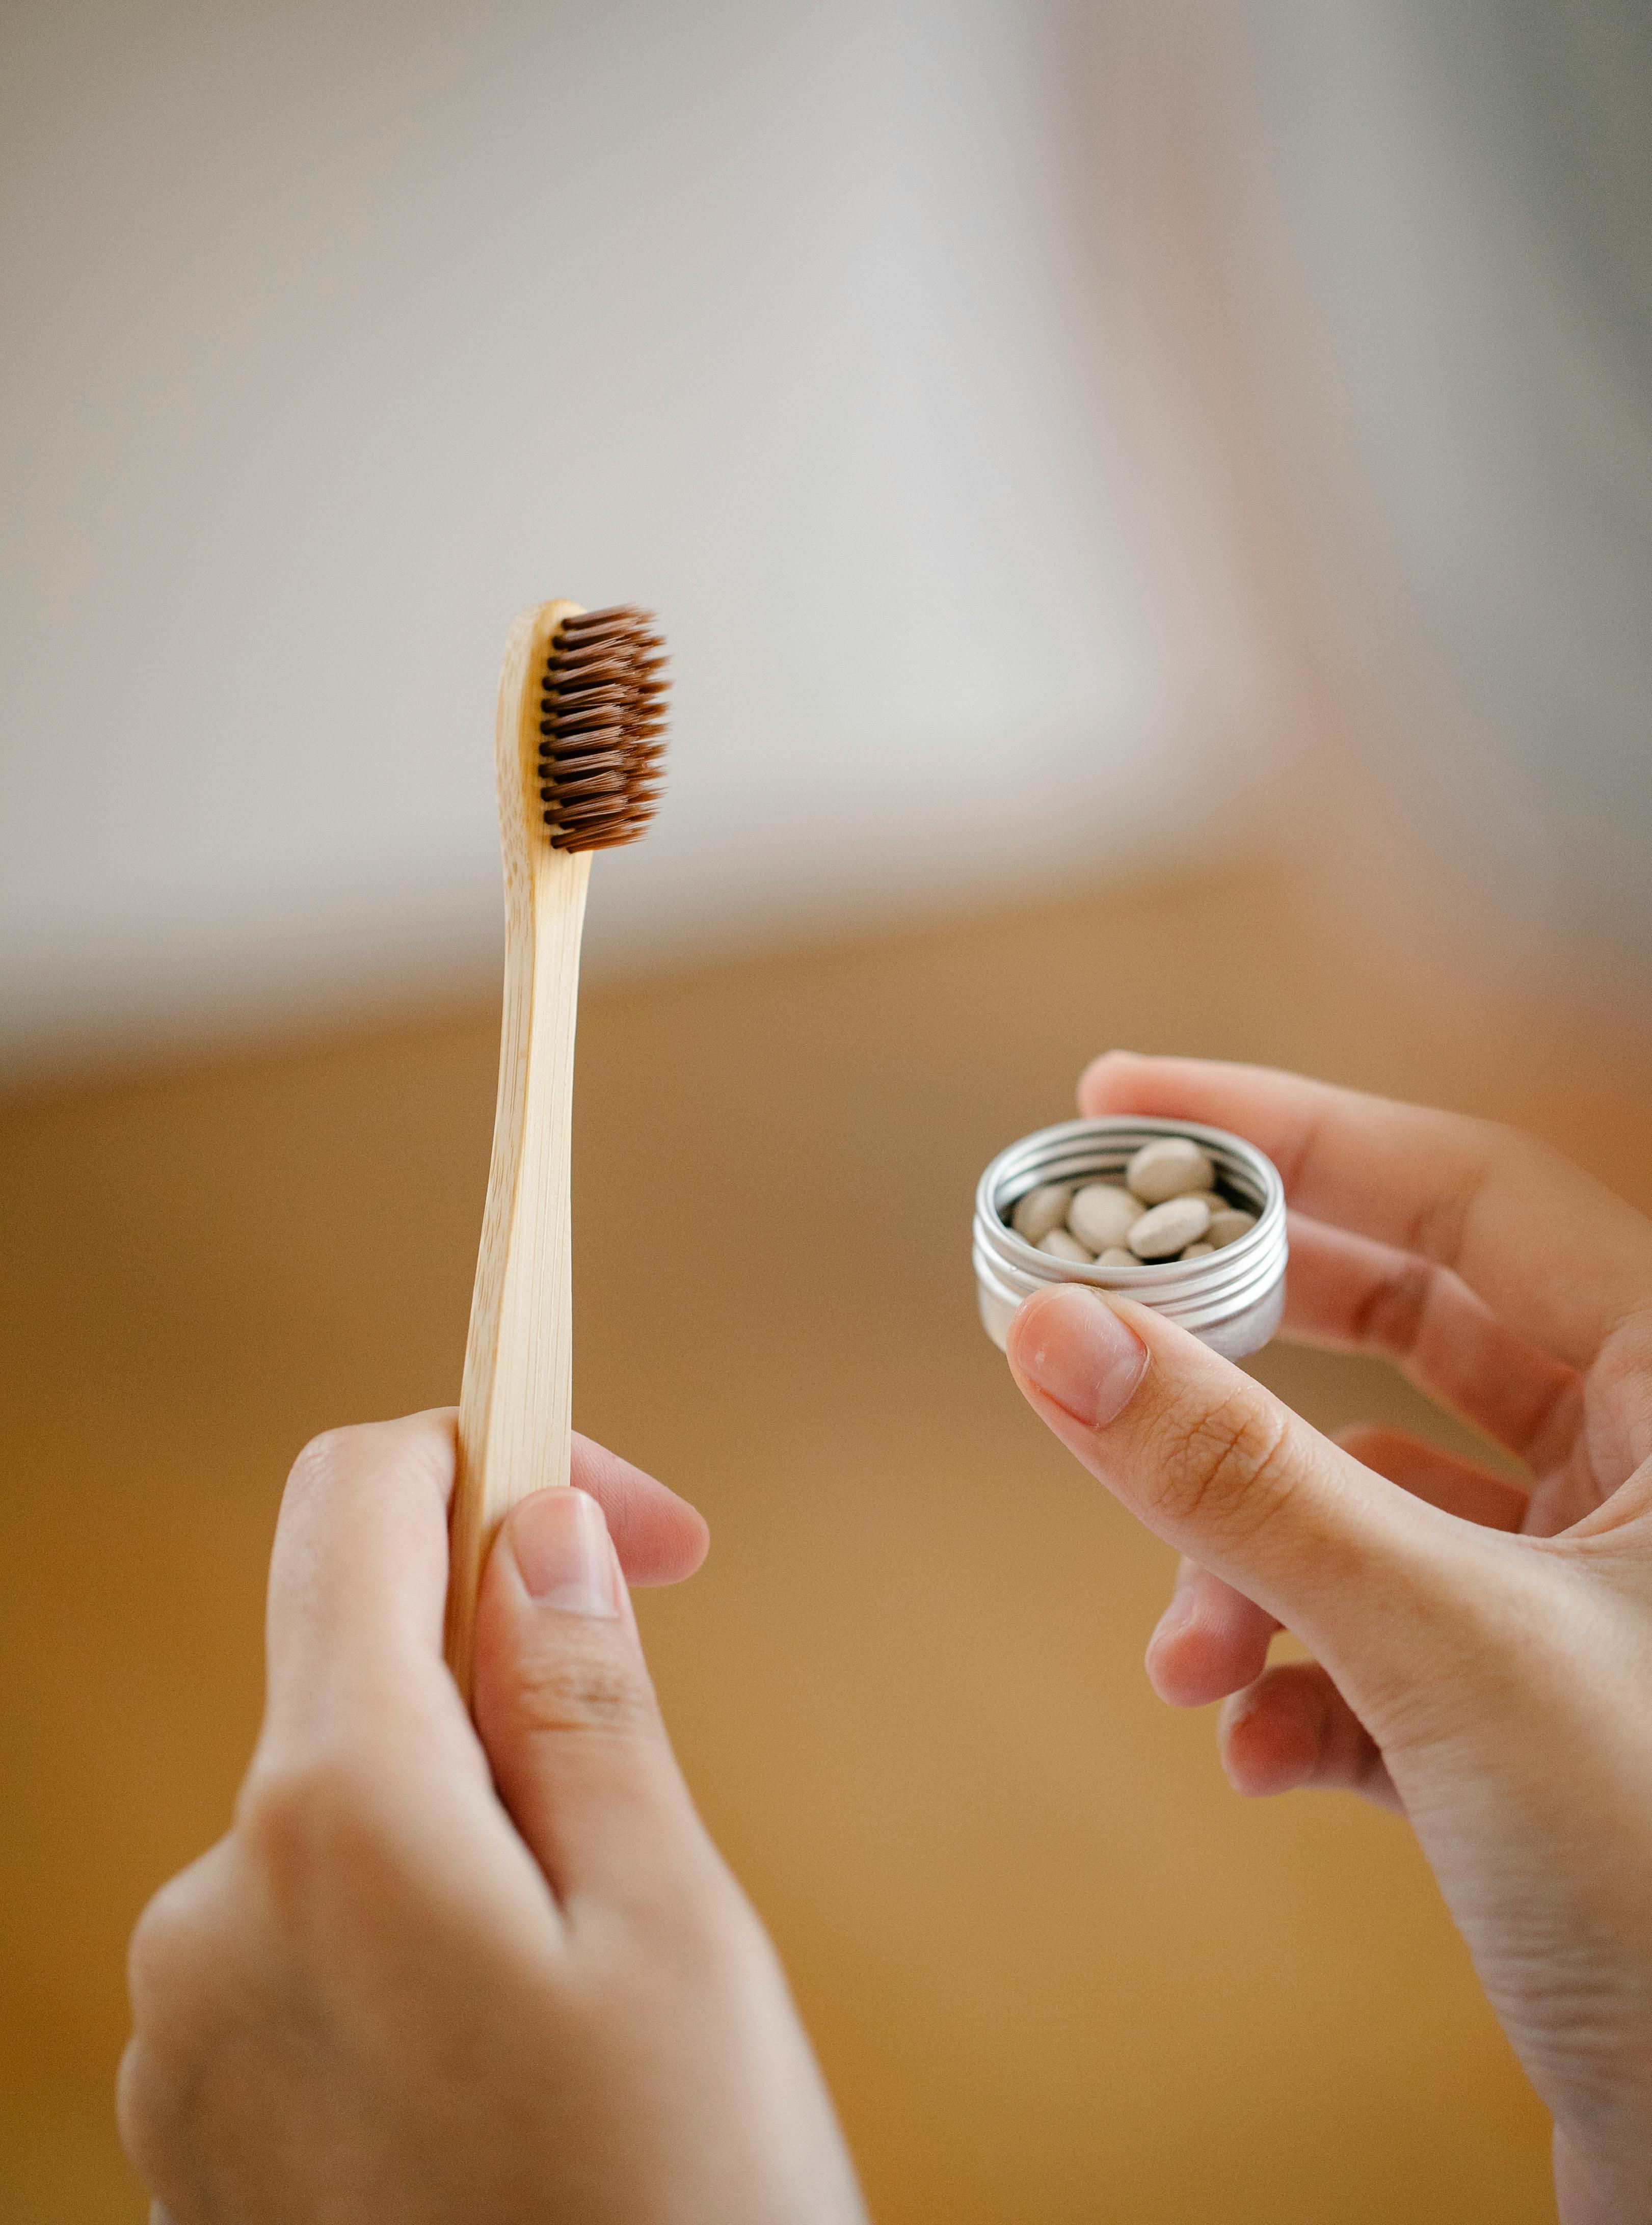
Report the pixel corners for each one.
[1010,1052,1652,2225]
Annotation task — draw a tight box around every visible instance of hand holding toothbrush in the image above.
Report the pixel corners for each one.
[118,1412,867,2225]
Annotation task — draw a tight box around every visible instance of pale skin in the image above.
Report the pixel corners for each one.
[1009,1054,1652,2224]
[122,1055,1652,2221]
[118,1427,869,2225]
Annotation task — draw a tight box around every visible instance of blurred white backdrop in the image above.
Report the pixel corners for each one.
[1228,0,1652,975]
[0,0,1274,1072]
[6,0,1651,1076]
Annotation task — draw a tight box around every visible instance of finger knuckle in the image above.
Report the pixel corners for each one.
[116,2037,181,2199]
[1147,1387,1296,1541]
[284,1417,451,1524]
[283,1429,348,1514]
[126,1872,199,2021]
[236,1754,398,1932]
[121,1864,236,2187]
[285,1423,370,1500]
[1346,1255,1435,1361]
[509,1633,660,1746]
[1402,1115,1525,1262]
[668,1883,779,1999]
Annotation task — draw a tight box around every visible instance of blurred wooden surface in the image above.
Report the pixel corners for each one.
[7,861,1648,2222]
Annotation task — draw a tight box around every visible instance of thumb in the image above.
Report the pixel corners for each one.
[472,1487,700,1906]
[1006,1283,1476,1687]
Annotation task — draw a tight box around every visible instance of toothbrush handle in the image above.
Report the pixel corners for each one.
[446,843,591,1706]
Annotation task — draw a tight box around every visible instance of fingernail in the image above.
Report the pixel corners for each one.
[510,1488,619,1617]
[1014,1286,1148,1428]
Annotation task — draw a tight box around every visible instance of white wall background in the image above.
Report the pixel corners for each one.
[0,0,1271,1073]
[8,0,1651,1076]
[1225,0,1652,973]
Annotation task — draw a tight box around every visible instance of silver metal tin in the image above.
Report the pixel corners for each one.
[973,1115,1288,1361]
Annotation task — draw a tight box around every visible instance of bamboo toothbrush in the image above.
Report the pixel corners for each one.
[445,600,668,1703]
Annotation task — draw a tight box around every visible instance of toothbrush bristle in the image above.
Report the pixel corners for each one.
[537,605,669,850]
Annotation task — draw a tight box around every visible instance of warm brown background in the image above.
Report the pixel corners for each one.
[8,860,1649,2222]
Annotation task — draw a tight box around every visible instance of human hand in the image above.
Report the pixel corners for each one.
[1006,1054,1652,2225]
[118,1413,866,2225]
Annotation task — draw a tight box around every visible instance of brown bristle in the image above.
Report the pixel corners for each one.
[537,604,669,851]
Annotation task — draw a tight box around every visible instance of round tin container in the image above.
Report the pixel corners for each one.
[973,1115,1288,1361]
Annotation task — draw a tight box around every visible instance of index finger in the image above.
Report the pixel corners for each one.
[260,1409,468,1768]
[1079,1054,1652,1369]
[253,1411,557,1944]
[260,1413,709,1767]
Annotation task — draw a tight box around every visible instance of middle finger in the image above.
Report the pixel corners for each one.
[1281,1215,1581,1471]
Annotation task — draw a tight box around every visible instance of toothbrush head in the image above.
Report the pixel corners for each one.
[536,604,668,851]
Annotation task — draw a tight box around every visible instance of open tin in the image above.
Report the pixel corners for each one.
[973,1115,1288,1362]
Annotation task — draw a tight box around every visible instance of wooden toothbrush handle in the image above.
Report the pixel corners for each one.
[445,602,591,1707]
